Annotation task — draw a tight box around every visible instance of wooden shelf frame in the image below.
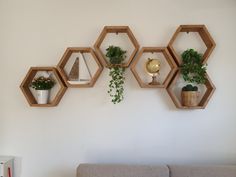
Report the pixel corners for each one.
[166,70,216,109]
[168,25,216,66]
[20,67,67,107]
[94,26,140,68]
[57,47,103,88]
[131,47,178,88]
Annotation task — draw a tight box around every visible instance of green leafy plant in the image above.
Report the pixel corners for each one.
[30,76,55,90]
[180,49,207,86]
[106,45,126,64]
[106,46,126,104]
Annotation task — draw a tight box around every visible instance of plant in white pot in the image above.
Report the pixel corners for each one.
[30,76,56,104]
[180,49,207,107]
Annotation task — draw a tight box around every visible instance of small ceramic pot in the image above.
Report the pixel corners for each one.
[36,90,50,104]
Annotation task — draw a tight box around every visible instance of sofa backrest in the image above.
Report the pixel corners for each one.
[77,164,169,177]
[168,165,236,177]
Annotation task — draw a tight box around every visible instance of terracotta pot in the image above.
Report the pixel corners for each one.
[181,91,199,107]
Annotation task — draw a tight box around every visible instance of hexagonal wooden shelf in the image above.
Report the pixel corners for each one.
[167,70,216,109]
[20,67,67,107]
[168,25,216,66]
[131,47,178,88]
[57,47,103,88]
[94,26,140,68]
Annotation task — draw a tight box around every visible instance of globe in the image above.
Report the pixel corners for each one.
[145,58,161,76]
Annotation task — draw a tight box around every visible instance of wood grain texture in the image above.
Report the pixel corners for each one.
[94,26,140,68]
[167,24,216,66]
[57,47,103,88]
[166,24,216,109]
[130,47,178,88]
[20,67,67,107]
[166,71,215,109]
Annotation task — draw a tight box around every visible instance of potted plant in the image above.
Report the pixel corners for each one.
[180,49,207,107]
[30,76,56,104]
[105,45,126,104]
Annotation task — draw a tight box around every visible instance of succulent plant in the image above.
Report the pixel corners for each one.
[182,84,198,91]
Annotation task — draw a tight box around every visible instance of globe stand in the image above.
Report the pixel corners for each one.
[149,75,160,85]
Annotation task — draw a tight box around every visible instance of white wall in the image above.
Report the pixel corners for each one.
[1,0,236,177]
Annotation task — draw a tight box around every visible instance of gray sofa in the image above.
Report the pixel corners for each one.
[77,164,236,177]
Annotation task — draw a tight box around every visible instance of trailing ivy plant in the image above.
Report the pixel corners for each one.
[106,46,126,104]
[180,49,207,85]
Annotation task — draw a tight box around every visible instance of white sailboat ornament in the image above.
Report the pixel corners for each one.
[68,52,92,84]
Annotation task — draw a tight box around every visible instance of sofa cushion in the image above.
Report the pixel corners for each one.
[77,164,169,177]
[168,165,236,177]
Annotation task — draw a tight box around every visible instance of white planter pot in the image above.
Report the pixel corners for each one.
[36,90,50,104]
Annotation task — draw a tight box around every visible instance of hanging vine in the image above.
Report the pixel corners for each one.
[105,46,126,104]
